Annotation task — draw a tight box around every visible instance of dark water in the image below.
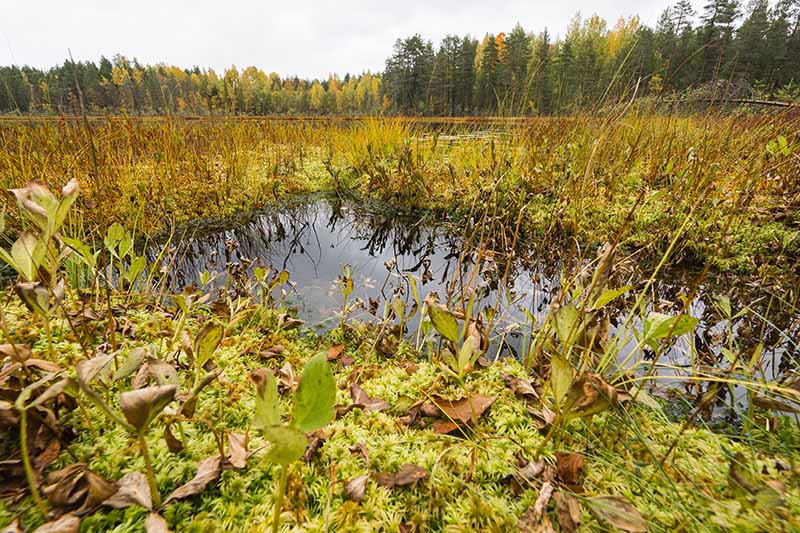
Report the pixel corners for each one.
[157,195,799,414]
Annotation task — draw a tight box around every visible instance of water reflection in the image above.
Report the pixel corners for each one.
[158,196,799,412]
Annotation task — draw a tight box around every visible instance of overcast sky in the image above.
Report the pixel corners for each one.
[2,0,704,79]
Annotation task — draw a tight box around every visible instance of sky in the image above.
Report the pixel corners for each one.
[1,0,704,79]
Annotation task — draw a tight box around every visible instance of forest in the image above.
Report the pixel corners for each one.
[1,0,800,116]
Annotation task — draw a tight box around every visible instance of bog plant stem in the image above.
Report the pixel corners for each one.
[20,409,48,516]
[271,465,289,533]
[138,434,161,508]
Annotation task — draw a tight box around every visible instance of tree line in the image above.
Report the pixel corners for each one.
[2,0,799,116]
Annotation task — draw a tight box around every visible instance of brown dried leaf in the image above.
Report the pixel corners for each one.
[556,452,585,487]
[260,345,285,360]
[103,471,152,510]
[564,373,621,418]
[77,471,118,513]
[518,482,555,533]
[164,423,184,454]
[32,514,79,533]
[587,496,646,532]
[44,464,88,507]
[34,438,61,471]
[503,373,540,401]
[0,344,32,363]
[527,404,557,430]
[163,456,222,505]
[432,420,460,434]
[374,464,428,488]
[518,457,546,481]
[326,344,344,361]
[119,385,177,432]
[349,442,368,463]
[145,512,172,533]
[303,431,325,464]
[344,474,369,502]
[227,432,247,469]
[430,394,495,425]
[350,383,390,412]
[554,491,581,532]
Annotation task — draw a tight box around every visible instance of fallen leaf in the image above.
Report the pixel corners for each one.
[350,383,390,412]
[104,471,152,510]
[164,424,184,454]
[349,442,368,463]
[44,464,88,507]
[564,373,623,418]
[517,455,546,481]
[374,464,428,488]
[32,514,79,533]
[556,452,585,486]
[534,481,554,521]
[428,394,495,425]
[503,373,539,401]
[587,496,646,532]
[344,474,369,502]
[163,456,222,505]
[303,431,325,463]
[145,512,172,533]
[277,314,304,331]
[327,344,344,361]
[34,438,61,471]
[260,345,285,360]
[527,404,557,430]
[554,491,581,532]
[277,362,296,393]
[0,344,32,363]
[432,420,461,434]
[227,432,247,469]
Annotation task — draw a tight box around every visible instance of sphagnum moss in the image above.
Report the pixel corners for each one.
[1,294,798,532]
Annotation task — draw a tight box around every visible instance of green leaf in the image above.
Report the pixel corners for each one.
[114,347,148,381]
[292,352,335,432]
[457,335,479,376]
[406,274,420,308]
[554,303,581,345]
[587,496,646,532]
[713,294,732,319]
[391,295,406,322]
[277,270,290,285]
[14,281,49,316]
[11,232,45,281]
[641,312,698,351]
[550,353,573,407]
[125,256,147,285]
[53,178,79,233]
[425,299,459,345]
[63,237,97,269]
[591,285,632,310]
[262,426,308,466]
[194,323,224,369]
[104,223,126,256]
[252,368,280,429]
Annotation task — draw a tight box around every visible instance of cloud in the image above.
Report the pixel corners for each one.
[0,0,701,78]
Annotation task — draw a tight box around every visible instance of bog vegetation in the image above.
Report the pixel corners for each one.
[0,2,799,531]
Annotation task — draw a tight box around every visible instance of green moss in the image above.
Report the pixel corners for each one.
[1,295,798,532]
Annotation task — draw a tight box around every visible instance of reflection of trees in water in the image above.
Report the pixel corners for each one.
[156,196,799,386]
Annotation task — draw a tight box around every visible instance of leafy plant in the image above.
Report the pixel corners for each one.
[251,352,336,533]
